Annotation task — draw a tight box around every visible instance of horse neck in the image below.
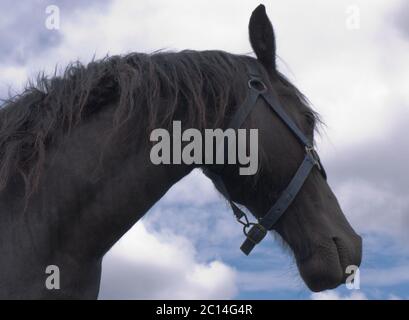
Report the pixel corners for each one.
[0,103,193,298]
[42,110,194,256]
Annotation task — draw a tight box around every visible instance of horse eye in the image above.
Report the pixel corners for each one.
[304,112,315,127]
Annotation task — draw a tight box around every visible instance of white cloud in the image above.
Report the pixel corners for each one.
[311,291,368,300]
[237,269,302,293]
[99,222,238,299]
[0,65,28,98]
[4,0,408,152]
[363,265,409,288]
[335,179,409,242]
[4,0,408,151]
[161,169,220,206]
[312,290,406,300]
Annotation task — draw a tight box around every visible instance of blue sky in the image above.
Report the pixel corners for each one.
[1,0,408,299]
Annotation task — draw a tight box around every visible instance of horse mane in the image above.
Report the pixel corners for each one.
[0,49,317,199]
[0,50,254,197]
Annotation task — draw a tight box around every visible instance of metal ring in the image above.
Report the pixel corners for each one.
[237,214,250,227]
[247,78,267,93]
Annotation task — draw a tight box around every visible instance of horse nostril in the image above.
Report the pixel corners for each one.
[332,235,362,273]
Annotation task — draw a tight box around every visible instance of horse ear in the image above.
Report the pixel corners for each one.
[249,4,276,71]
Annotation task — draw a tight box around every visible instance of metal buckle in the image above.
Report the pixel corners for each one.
[236,213,267,245]
[305,146,321,170]
[243,223,267,245]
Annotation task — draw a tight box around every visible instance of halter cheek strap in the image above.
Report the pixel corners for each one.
[205,64,326,255]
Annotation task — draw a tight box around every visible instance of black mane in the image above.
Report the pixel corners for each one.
[0,49,316,198]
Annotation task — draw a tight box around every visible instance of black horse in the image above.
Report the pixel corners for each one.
[0,5,361,299]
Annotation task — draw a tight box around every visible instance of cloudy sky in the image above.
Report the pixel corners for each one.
[1,0,408,299]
